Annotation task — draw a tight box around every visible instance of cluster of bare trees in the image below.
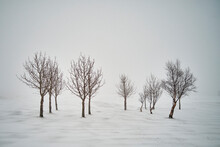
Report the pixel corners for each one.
[118,60,196,119]
[139,75,163,114]
[66,55,104,118]
[19,52,196,119]
[116,74,162,114]
[19,53,103,118]
[18,52,64,117]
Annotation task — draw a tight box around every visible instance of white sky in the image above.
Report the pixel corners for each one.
[0,0,219,99]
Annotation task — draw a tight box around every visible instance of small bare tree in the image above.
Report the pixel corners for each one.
[67,55,91,118]
[145,75,163,114]
[117,74,135,110]
[162,60,196,118]
[53,63,64,111]
[139,93,146,112]
[139,84,148,112]
[18,52,49,117]
[47,58,58,113]
[146,88,153,114]
[152,80,163,110]
[87,63,104,115]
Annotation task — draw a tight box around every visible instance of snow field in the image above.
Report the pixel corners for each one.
[0,95,220,147]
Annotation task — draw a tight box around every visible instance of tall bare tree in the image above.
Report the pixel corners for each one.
[87,62,104,115]
[162,59,196,118]
[67,55,91,118]
[145,75,163,114]
[47,58,58,113]
[117,74,135,110]
[53,65,64,111]
[18,52,49,117]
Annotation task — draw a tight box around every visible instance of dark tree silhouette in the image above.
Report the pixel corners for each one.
[162,60,196,118]
[18,52,49,117]
[67,55,92,118]
[117,74,135,110]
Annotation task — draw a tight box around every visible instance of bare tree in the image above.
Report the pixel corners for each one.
[53,62,64,111]
[117,74,135,110]
[67,55,91,118]
[145,75,163,114]
[146,87,153,114]
[152,79,163,110]
[87,62,104,115]
[162,60,196,118]
[47,58,58,113]
[139,84,148,112]
[18,52,49,117]
[139,93,146,112]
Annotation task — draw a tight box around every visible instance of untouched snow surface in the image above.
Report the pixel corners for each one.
[0,94,220,147]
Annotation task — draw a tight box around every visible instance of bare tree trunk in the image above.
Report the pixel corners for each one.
[140,103,143,112]
[82,100,85,118]
[88,97,91,115]
[49,93,52,113]
[40,95,44,117]
[124,98,127,110]
[150,103,152,114]
[152,103,155,110]
[179,98,181,110]
[55,95,58,110]
[169,101,176,118]
[144,100,147,109]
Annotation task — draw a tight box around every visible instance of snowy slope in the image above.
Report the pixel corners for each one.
[0,94,220,147]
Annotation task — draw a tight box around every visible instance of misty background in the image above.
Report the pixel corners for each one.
[0,0,219,100]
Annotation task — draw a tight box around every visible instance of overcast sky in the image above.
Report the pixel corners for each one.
[0,0,219,99]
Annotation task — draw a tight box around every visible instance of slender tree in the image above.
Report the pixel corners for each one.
[152,79,163,110]
[146,87,153,114]
[53,65,64,111]
[117,74,135,110]
[145,75,163,114]
[139,93,146,112]
[87,62,104,115]
[139,84,148,112]
[47,58,58,113]
[67,55,91,118]
[162,60,196,118]
[18,52,49,117]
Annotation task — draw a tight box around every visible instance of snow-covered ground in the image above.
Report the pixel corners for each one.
[0,94,220,147]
